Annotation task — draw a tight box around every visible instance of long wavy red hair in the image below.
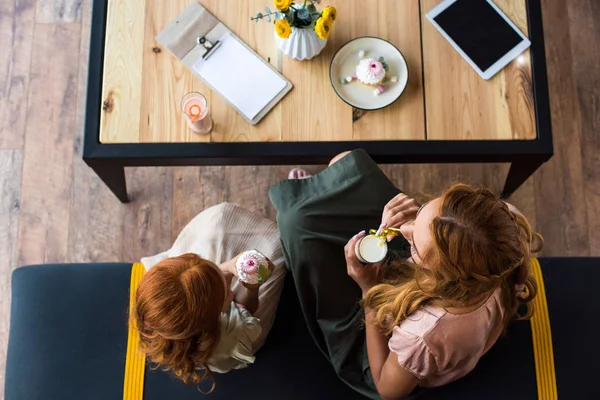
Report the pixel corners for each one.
[364,184,540,334]
[132,253,225,392]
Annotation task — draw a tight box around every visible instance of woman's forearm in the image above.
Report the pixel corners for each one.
[234,286,259,315]
[364,306,390,385]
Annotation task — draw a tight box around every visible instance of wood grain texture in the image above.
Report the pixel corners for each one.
[0,150,22,397]
[567,0,600,256]
[172,165,296,237]
[100,0,539,144]
[533,0,589,257]
[74,0,91,140]
[0,0,35,149]
[280,0,353,141]
[17,23,81,266]
[139,0,204,144]
[120,167,174,261]
[36,0,82,23]
[421,0,536,140]
[350,0,425,141]
[67,159,126,262]
[98,0,146,144]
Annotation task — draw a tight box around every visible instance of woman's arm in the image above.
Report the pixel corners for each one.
[233,286,259,315]
[364,305,418,400]
[345,233,418,399]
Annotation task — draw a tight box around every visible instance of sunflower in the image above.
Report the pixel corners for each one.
[322,6,337,22]
[274,0,292,12]
[314,17,332,40]
[275,19,292,39]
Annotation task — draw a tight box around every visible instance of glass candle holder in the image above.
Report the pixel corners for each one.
[181,92,213,134]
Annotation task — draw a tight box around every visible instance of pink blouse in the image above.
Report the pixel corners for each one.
[388,288,505,387]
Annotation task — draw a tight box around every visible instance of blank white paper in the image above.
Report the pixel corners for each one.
[193,33,287,121]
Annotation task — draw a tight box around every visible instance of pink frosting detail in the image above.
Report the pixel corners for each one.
[239,254,259,275]
[378,85,386,93]
[369,61,384,76]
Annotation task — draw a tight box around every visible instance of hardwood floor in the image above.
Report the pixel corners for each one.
[0,0,598,396]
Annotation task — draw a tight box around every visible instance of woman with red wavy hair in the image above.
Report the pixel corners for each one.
[132,203,285,393]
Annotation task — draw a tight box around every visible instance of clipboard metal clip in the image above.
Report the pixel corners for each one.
[197,36,222,60]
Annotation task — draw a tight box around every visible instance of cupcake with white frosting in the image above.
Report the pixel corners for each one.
[356,57,389,86]
[236,250,273,286]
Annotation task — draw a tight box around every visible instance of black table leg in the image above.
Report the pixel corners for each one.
[502,157,545,199]
[85,160,129,203]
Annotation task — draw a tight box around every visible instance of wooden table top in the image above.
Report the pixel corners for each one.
[99,0,537,144]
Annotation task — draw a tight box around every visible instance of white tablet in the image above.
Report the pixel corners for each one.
[426,0,531,80]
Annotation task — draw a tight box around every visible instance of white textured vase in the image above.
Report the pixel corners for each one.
[274,28,328,61]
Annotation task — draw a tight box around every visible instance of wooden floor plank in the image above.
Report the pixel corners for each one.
[0,0,35,149]
[17,23,81,266]
[120,167,174,262]
[533,0,590,257]
[567,0,600,256]
[74,0,91,140]
[67,160,127,262]
[0,150,23,398]
[172,165,299,238]
[36,0,82,23]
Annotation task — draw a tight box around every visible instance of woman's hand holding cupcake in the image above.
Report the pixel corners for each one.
[235,250,274,289]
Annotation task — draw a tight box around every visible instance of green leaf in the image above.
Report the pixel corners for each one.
[297,8,310,21]
[285,11,295,24]
[258,264,272,285]
[307,4,317,13]
[264,6,272,22]
[257,12,263,18]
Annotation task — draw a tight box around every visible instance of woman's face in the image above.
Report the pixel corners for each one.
[399,198,441,267]
[208,262,235,311]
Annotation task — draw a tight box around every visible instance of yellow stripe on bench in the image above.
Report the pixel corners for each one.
[123,263,146,400]
[530,258,558,400]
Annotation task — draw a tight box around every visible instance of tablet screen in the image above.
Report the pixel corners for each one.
[433,0,524,71]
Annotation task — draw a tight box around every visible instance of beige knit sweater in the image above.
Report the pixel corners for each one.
[141,203,286,357]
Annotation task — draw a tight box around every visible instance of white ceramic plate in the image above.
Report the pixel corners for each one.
[330,37,409,110]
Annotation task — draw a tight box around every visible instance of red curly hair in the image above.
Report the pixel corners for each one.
[132,253,225,392]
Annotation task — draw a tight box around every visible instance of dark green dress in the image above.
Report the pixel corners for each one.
[268,149,409,399]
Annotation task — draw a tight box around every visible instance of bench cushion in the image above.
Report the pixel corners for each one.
[5,258,599,399]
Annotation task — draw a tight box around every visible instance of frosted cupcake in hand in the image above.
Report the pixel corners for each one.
[236,250,274,286]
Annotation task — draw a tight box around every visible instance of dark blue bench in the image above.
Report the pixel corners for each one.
[5,258,599,399]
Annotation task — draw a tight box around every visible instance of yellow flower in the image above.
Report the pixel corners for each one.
[322,6,337,22]
[275,19,292,39]
[314,17,332,40]
[274,0,292,11]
